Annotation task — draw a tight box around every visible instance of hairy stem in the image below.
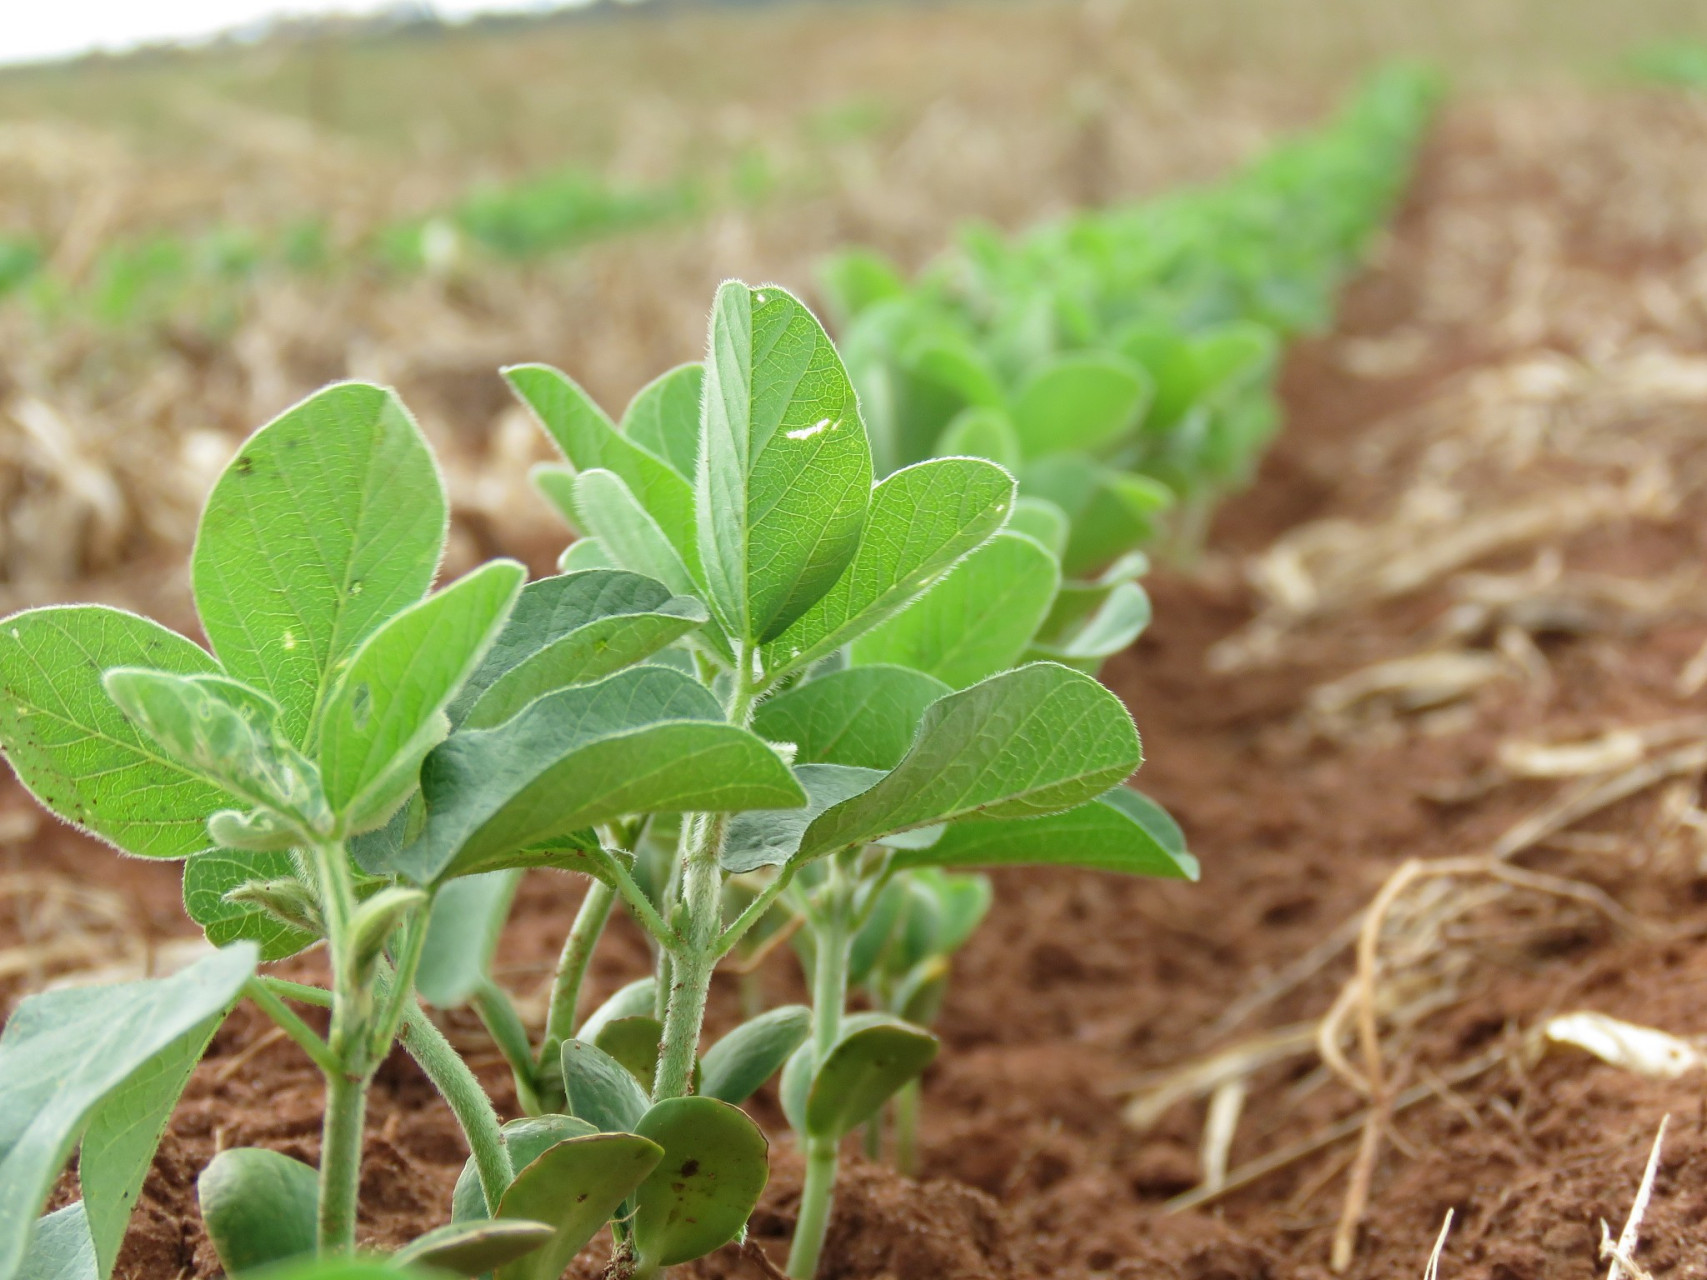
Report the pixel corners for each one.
[538,879,617,1073]
[787,894,849,1280]
[317,1067,367,1253]
[369,908,428,1062]
[652,811,726,1102]
[309,839,370,1254]
[402,999,515,1212]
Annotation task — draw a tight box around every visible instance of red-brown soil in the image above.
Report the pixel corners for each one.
[11,90,1707,1279]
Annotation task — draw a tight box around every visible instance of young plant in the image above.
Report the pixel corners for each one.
[819,66,1439,564]
[737,541,1196,1277]
[0,382,763,1279]
[487,280,1198,1278]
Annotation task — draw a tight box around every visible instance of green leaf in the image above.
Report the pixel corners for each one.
[102,670,326,830]
[183,850,317,962]
[191,382,447,745]
[415,870,522,1008]
[17,1204,94,1280]
[393,1220,554,1276]
[1027,580,1151,669]
[560,1039,649,1135]
[796,662,1140,861]
[241,1260,432,1280]
[817,248,905,327]
[802,1015,939,1140]
[750,665,950,770]
[576,978,657,1045]
[1007,496,1069,558]
[621,363,704,480]
[699,1005,812,1104]
[907,340,1005,411]
[197,1147,319,1275]
[451,570,707,731]
[362,667,804,884]
[894,786,1196,880]
[0,944,256,1280]
[0,605,225,859]
[1011,352,1151,458]
[492,1135,663,1280]
[566,470,699,601]
[532,465,585,537]
[319,560,524,826]
[631,1097,769,1270]
[849,531,1058,689]
[505,364,698,570]
[591,1016,665,1095]
[935,406,1020,471]
[847,878,909,986]
[697,282,873,645]
[722,764,882,873]
[916,870,994,956]
[763,457,1015,676]
[557,537,612,573]
[452,1116,598,1223]
[1024,456,1171,577]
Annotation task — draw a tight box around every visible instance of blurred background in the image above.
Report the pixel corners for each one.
[2,0,1704,631]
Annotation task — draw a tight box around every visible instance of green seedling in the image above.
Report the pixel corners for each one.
[471,279,1199,1278]
[820,66,1439,567]
[848,868,992,1174]
[0,381,768,1278]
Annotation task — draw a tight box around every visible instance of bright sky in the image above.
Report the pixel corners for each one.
[1,2,573,67]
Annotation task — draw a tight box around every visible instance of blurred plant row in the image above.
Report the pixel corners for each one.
[0,163,708,330]
[818,64,1441,567]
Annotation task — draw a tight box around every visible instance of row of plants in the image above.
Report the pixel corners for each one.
[0,161,701,332]
[817,64,1440,565]
[0,70,1433,1280]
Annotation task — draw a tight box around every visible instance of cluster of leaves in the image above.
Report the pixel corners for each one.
[437,280,1196,1278]
[0,281,1193,1280]
[816,65,1440,566]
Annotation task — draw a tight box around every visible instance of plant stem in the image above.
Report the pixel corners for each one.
[308,839,370,1254]
[893,1079,921,1177]
[475,982,546,1116]
[600,850,675,949]
[369,907,428,1061]
[651,645,762,1105]
[789,1138,839,1280]
[258,976,332,1007]
[652,812,726,1101]
[787,890,849,1280]
[862,1112,884,1161]
[318,1066,366,1253]
[715,865,796,955]
[243,977,342,1078]
[538,878,616,1072]
[401,999,514,1213]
